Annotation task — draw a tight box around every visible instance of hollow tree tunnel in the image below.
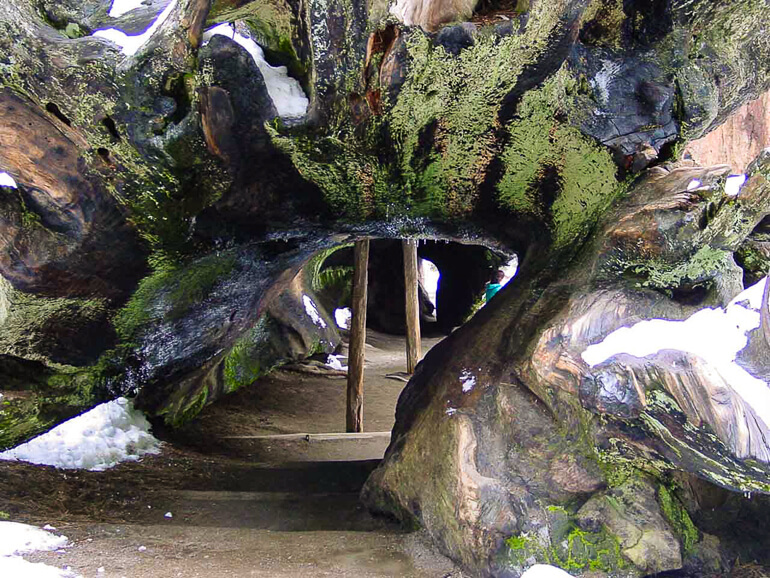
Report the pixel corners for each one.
[3,0,770,576]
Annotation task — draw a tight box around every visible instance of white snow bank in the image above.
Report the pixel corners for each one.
[201,23,308,119]
[302,295,327,328]
[520,564,572,578]
[0,557,79,578]
[582,279,770,426]
[108,0,147,18]
[725,174,747,197]
[334,307,352,330]
[0,172,18,188]
[0,522,69,557]
[0,397,161,471]
[0,522,78,578]
[94,0,176,56]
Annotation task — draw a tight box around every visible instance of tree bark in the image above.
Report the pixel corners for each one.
[403,239,422,373]
[347,239,369,433]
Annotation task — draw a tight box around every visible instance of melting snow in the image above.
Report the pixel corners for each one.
[521,565,573,578]
[93,0,176,56]
[326,354,348,371]
[302,295,327,328]
[334,307,352,329]
[201,23,308,119]
[686,179,701,191]
[0,522,69,557]
[0,522,78,578]
[582,279,770,426]
[725,174,747,197]
[0,172,17,188]
[108,0,147,18]
[460,369,476,393]
[0,397,161,471]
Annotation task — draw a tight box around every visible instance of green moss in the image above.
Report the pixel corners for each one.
[273,1,599,224]
[208,0,306,77]
[113,252,237,343]
[222,315,285,393]
[657,484,698,556]
[496,71,620,249]
[624,246,730,292]
[505,523,628,573]
[0,278,111,365]
[0,364,104,450]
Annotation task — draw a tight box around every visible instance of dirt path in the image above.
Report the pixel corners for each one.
[2,331,462,578]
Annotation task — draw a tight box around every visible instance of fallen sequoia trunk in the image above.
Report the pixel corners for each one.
[3,0,770,575]
[363,156,770,575]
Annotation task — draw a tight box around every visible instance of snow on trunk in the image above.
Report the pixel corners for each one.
[108,0,148,18]
[0,397,161,471]
[201,23,309,119]
[93,0,177,56]
[582,278,770,426]
[0,171,18,188]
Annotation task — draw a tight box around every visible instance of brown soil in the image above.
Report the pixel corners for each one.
[1,331,462,578]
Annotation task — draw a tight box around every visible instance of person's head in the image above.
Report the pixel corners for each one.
[492,269,504,284]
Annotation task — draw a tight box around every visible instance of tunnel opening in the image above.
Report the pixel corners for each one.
[314,238,517,337]
[162,236,518,464]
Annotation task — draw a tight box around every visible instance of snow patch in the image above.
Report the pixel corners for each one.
[326,354,348,371]
[686,179,701,191]
[334,307,352,329]
[93,0,176,56]
[521,564,573,578]
[0,172,17,188]
[725,174,747,197]
[108,0,147,18]
[0,522,69,557]
[302,295,327,328]
[0,522,78,578]
[460,369,476,393]
[0,397,161,471]
[0,557,79,578]
[581,278,770,426]
[201,23,308,119]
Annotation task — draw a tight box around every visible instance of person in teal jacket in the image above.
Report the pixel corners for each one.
[485,270,505,302]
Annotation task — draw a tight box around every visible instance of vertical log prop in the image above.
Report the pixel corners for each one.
[403,239,422,374]
[347,239,369,433]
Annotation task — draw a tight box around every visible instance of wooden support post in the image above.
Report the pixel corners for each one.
[347,239,369,433]
[403,239,422,374]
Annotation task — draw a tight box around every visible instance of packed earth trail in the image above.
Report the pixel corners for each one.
[1,331,465,578]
